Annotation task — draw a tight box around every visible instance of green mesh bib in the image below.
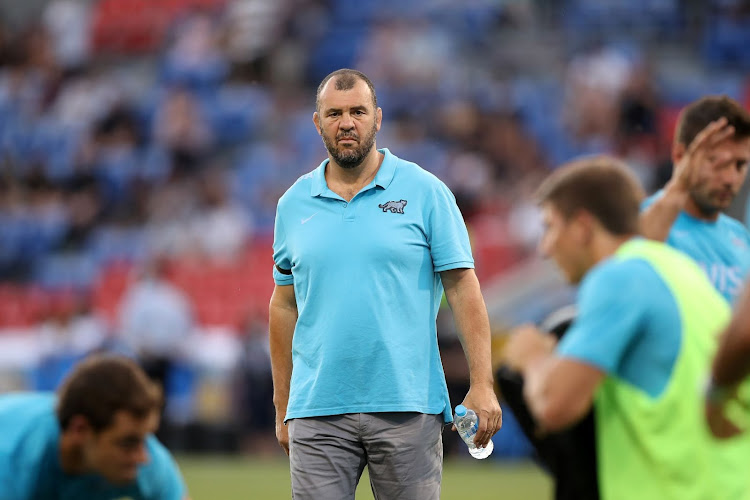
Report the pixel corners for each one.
[594,239,749,500]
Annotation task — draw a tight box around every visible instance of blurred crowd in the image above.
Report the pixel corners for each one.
[1,0,750,454]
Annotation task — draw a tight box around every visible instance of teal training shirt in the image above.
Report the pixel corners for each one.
[273,148,474,423]
[642,192,750,303]
[0,393,186,500]
[557,248,682,398]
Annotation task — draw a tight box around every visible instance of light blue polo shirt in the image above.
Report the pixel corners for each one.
[273,148,474,423]
[557,249,682,398]
[642,192,750,304]
[0,392,186,500]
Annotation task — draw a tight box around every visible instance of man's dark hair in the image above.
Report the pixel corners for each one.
[57,355,162,432]
[675,95,750,147]
[315,68,378,112]
[535,155,644,235]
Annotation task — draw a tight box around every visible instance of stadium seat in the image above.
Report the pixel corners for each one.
[33,254,99,290]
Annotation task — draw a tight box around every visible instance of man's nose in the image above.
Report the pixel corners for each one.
[339,113,354,129]
[133,444,149,465]
[722,165,742,187]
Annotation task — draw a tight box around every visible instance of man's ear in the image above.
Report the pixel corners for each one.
[573,210,596,245]
[312,111,322,136]
[66,415,93,441]
[672,141,686,166]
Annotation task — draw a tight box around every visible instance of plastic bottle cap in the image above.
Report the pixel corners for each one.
[455,405,467,417]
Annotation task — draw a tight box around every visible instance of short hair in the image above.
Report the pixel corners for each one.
[535,155,644,235]
[315,68,378,112]
[675,95,750,147]
[57,355,162,432]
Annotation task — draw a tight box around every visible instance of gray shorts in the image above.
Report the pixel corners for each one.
[288,412,444,500]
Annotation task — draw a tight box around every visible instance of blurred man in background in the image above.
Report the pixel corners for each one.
[503,156,745,500]
[269,68,501,499]
[640,96,750,303]
[0,354,188,500]
[118,256,193,393]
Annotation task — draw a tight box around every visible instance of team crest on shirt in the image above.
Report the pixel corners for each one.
[731,235,748,250]
[378,199,407,214]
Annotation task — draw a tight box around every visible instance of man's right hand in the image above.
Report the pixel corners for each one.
[705,398,742,439]
[275,412,290,455]
[669,117,734,194]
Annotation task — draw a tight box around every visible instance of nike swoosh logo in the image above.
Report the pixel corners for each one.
[301,212,319,224]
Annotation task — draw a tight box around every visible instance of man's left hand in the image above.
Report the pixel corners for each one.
[705,391,742,439]
[502,324,557,373]
[457,384,503,448]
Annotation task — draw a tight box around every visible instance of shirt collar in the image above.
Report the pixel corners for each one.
[310,148,396,197]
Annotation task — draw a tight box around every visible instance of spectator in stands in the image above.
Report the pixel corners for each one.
[153,87,214,175]
[36,291,107,390]
[640,96,750,303]
[57,166,103,252]
[161,9,227,89]
[42,0,91,72]
[118,256,193,394]
[234,309,275,454]
[188,167,252,263]
[562,44,634,151]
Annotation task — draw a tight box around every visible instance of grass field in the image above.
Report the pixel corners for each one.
[178,455,552,499]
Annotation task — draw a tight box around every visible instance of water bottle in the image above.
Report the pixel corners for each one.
[454,404,494,459]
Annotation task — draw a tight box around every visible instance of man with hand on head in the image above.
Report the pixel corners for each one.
[269,68,501,500]
[641,96,750,304]
[503,155,745,500]
[0,354,189,500]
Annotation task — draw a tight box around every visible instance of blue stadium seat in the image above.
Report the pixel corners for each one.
[308,27,370,83]
[31,119,83,181]
[29,353,87,391]
[33,253,100,290]
[87,226,149,265]
[200,84,271,146]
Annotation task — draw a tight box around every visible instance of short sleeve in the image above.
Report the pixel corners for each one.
[141,437,188,500]
[427,181,474,272]
[557,260,647,375]
[272,205,294,285]
[639,190,662,212]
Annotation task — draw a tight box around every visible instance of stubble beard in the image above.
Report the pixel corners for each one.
[322,122,378,169]
[691,189,733,217]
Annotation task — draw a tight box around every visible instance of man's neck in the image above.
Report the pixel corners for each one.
[325,147,384,201]
[327,147,383,186]
[591,233,635,266]
[59,432,87,475]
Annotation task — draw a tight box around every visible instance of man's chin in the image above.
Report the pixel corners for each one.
[335,151,366,169]
[107,471,138,486]
[696,204,724,217]
[562,269,583,285]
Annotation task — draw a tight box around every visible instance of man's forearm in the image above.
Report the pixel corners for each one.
[443,271,493,386]
[712,286,750,386]
[269,299,297,415]
[640,183,688,241]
